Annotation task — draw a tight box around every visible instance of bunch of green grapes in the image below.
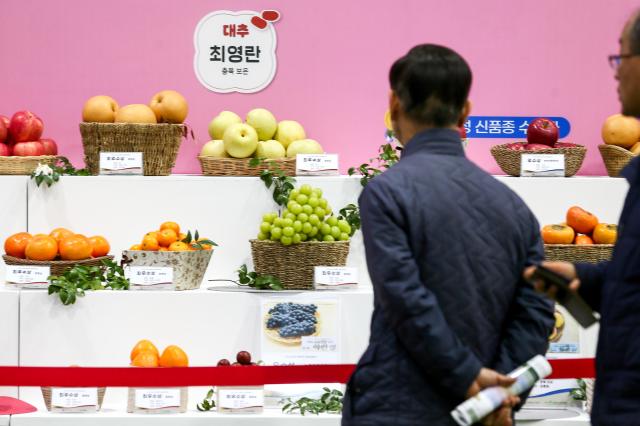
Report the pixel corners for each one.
[257,184,352,245]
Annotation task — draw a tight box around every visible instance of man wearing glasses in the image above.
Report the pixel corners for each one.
[527,11,640,425]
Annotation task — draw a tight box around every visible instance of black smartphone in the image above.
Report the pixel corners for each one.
[531,265,598,328]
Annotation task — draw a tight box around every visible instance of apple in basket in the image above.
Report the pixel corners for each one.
[0,119,7,144]
[504,142,526,151]
[0,143,10,156]
[9,111,44,143]
[39,138,58,155]
[13,141,44,156]
[526,118,558,147]
[524,143,553,151]
[555,142,578,148]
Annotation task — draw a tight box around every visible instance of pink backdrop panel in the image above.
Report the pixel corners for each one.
[0,0,636,175]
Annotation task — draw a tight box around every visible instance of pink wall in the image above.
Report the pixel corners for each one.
[0,0,636,175]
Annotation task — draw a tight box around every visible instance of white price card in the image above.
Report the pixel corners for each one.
[301,336,338,352]
[51,387,97,408]
[135,388,181,409]
[126,266,174,290]
[5,265,50,288]
[520,154,565,177]
[99,152,143,175]
[218,388,265,409]
[296,154,339,176]
[314,266,358,289]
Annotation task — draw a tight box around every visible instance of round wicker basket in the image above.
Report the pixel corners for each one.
[544,245,613,264]
[79,122,185,176]
[199,156,296,177]
[41,386,106,412]
[490,144,586,177]
[250,240,350,290]
[2,255,114,277]
[0,155,58,175]
[598,144,636,177]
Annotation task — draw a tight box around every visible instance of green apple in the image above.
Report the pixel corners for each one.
[246,108,277,141]
[200,140,229,157]
[274,120,306,148]
[286,139,324,158]
[256,139,286,159]
[208,111,242,140]
[223,123,258,158]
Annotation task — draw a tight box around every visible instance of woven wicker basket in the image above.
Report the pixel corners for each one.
[250,240,350,290]
[2,255,114,277]
[80,122,185,176]
[121,249,213,290]
[127,387,188,414]
[199,156,296,177]
[0,155,58,175]
[490,144,586,177]
[544,245,613,263]
[585,379,595,414]
[598,144,636,177]
[41,387,106,412]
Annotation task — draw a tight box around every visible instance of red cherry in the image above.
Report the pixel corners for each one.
[261,10,280,22]
[236,351,252,365]
[217,359,230,367]
[251,16,267,29]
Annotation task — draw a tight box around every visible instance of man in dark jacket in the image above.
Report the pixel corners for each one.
[527,11,640,426]
[342,44,554,426]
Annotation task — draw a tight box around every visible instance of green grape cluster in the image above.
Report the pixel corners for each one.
[257,184,352,246]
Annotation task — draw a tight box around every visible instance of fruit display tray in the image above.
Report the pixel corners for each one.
[2,255,114,277]
[598,144,635,177]
[199,156,296,177]
[490,144,586,177]
[0,155,58,175]
[544,244,614,264]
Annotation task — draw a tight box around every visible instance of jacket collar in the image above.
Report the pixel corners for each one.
[621,156,639,184]
[400,128,465,159]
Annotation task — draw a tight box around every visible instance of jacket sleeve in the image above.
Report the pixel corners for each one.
[492,212,555,377]
[359,180,482,400]
[574,262,608,312]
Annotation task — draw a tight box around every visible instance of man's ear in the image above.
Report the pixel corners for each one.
[458,100,472,127]
[389,91,401,127]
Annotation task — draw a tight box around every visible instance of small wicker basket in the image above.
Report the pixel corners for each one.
[80,122,185,176]
[127,387,188,414]
[544,245,613,264]
[199,156,296,177]
[490,144,586,177]
[41,386,106,412]
[0,155,58,175]
[598,144,636,177]
[2,255,114,277]
[250,240,350,290]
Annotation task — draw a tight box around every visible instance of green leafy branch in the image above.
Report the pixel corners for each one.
[250,158,297,207]
[338,204,360,237]
[31,157,90,187]
[282,388,344,415]
[570,379,587,401]
[47,259,129,305]
[182,230,218,250]
[347,142,401,187]
[196,388,216,411]
[237,264,283,291]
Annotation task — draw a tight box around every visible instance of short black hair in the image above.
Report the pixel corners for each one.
[389,44,472,127]
[630,12,640,54]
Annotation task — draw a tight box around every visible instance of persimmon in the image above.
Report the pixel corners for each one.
[156,228,178,247]
[159,345,189,367]
[131,351,159,367]
[541,224,575,244]
[25,235,58,261]
[49,228,74,244]
[575,234,594,245]
[593,223,618,244]
[141,235,160,251]
[4,232,33,258]
[130,339,159,361]
[59,235,92,260]
[88,236,110,257]
[566,206,599,235]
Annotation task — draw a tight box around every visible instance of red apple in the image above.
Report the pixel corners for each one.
[13,141,44,156]
[9,111,44,143]
[524,143,554,151]
[0,143,10,156]
[39,138,58,155]
[504,142,526,151]
[0,115,10,131]
[526,118,558,147]
[555,142,578,148]
[0,119,6,144]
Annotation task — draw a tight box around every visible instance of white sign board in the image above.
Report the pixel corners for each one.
[5,266,50,288]
[194,10,279,93]
[296,154,340,176]
[520,154,565,177]
[99,152,143,175]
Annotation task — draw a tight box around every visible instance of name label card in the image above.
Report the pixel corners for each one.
[100,152,143,175]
